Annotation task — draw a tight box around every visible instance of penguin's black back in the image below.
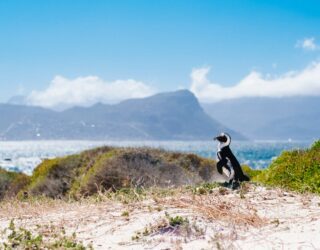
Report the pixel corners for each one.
[220,146,248,181]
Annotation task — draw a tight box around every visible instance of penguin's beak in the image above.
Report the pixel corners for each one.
[214,135,223,141]
[213,135,226,142]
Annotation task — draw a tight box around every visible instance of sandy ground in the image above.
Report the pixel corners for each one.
[0,184,320,250]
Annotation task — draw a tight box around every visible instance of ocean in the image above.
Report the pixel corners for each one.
[0,140,312,175]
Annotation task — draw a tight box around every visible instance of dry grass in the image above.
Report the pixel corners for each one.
[0,186,184,219]
[1,183,320,249]
[0,197,66,218]
[162,188,267,228]
[0,185,265,228]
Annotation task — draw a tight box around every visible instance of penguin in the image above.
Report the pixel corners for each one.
[214,132,250,189]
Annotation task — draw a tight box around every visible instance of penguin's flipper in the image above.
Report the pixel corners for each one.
[216,158,227,174]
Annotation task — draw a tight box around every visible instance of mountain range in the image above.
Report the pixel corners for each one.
[1,90,244,140]
[4,90,319,141]
[203,97,320,140]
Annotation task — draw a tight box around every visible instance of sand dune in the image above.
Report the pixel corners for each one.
[0,184,319,249]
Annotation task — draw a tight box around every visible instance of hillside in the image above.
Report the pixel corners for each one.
[203,96,320,140]
[0,90,244,140]
[0,147,221,200]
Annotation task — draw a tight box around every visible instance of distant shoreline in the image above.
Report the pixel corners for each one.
[0,140,311,175]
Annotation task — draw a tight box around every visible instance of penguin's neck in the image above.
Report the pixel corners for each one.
[218,138,230,150]
[218,142,228,151]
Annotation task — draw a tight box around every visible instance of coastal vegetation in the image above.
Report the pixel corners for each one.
[0,147,218,201]
[1,220,89,249]
[0,168,29,200]
[0,141,319,249]
[254,140,320,194]
[0,140,319,202]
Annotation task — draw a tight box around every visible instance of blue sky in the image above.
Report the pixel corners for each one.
[1,0,320,107]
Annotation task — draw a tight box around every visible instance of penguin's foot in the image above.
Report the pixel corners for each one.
[220,180,240,190]
[221,181,230,188]
[231,181,240,190]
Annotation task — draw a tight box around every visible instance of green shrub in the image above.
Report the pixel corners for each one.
[254,140,320,194]
[121,211,129,217]
[241,165,263,179]
[70,148,217,197]
[1,220,89,249]
[311,140,320,150]
[27,155,84,198]
[16,147,217,199]
[190,182,220,195]
[168,215,189,227]
[25,147,114,199]
[0,168,30,200]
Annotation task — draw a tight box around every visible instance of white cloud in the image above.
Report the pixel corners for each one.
[296,37,318,51]
[190,62,320,103]
[27,75,155,109]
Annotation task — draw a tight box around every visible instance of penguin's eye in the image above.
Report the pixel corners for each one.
[221,136,228,142]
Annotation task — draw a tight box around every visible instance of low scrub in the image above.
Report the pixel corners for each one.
[254,140,320,194]
[6,140,317,200]
[1,220,89,249]
[241,165,263,179]
[0,168,30,199]
[132,213,205,242]
[15,147,217,199]
[74,149,216,197]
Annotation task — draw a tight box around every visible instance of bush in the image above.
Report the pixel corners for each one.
[0,168,30,200]
[190,182,220,195]
[1,220,89,249]
[18,147,217,199]
[26,147,114,198]
[254,140,320,194]
[311,140,320,150]
[27,156,84,198]
[74,148,217,197]
[241,165,262,179]
[168,215,189,227]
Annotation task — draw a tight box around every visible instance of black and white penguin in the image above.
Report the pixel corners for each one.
[214,132,250,188]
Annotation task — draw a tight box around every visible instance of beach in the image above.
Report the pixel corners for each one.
[1,184,319,249]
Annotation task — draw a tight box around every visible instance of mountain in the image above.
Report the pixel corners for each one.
[7,95,27,105]
[0,90,244,140]
[202,97,320,140]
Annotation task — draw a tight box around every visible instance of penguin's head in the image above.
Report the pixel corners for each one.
[214,133,231,146]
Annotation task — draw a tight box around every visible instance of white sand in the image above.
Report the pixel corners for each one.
[0,185,320,249]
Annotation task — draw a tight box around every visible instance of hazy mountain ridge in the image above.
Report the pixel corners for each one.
[1,90,244,140]
[203,97,320,140]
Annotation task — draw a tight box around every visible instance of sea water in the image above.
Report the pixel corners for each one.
[0,140,311,175]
